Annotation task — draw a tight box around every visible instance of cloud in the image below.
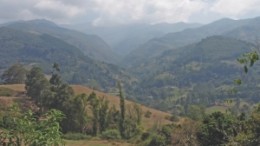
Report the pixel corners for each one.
[0,0,259,25]
[91,0,207,26]
[210,0,260,18]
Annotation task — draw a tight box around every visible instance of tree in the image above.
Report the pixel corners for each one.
[62,93,89,133]
[49,63,74,111]
[118,82,126,138]
[25,66,51,113]
[186,105,205,121]
[124,103,143,139]
[1,63,27,84]
[99,97,109,133]
[197,112,237,146]
[88,92,99,136]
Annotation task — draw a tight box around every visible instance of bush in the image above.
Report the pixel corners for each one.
[101,129,121,140]
[165,115,179,122]
[0,87,15,97]
[145,110,152,118]
[62,133,91,140]
[148,134,166,146]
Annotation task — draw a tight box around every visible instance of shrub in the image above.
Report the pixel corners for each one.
[101,129,121,140]
[62,133,91,140]
[165,115,179,122]
[148,134,166,146]
[145,110,152,118]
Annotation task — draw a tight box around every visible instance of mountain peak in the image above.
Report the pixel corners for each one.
[23,19,58,27]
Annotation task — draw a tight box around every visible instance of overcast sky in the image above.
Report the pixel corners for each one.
[0,0,260,26]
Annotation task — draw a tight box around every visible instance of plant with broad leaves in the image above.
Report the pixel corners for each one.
[0,106,64,146]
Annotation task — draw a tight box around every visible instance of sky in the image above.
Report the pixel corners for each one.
[0,0,260,26]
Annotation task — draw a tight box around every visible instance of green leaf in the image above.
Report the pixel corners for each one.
[234,79,242,85]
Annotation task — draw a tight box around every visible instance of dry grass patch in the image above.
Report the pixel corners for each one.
[71,85,172,129]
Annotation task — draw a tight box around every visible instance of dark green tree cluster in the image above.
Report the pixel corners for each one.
[197,107,260,146]
[1,63,27,84]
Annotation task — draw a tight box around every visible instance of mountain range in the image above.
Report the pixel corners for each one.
[3,19,119,64]
[123,17,260,67]
[1,16,260,109]
[65,22,201,56]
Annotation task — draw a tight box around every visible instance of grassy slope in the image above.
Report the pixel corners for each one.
[0,84,173,146]
[0,84,172,129]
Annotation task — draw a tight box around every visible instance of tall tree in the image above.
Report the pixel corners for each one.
[99,97,109,133]
[1,63,27,84]
[88,92,100,136]
[25,66,51,113]
[118,82,126,138]
[49,63,74,111]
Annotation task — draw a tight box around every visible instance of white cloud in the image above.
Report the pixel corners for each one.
[0,0,259,25]
[211,0,260,18]
[34,0,85,18]
[91,0,208,26]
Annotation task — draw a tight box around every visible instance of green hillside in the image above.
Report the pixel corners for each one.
[0,27,133,91]
[5,19,120,64]
[128,36,255,108]
[123,17,260,67]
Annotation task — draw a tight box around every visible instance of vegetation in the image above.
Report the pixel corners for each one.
[0,106,64,146]
[1,63,27,84]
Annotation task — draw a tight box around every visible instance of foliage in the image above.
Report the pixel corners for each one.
[118,82,126,138]
[1,63,27,84]
[88,92,99,136]
[100,129,121,140]
[0,106,64,146]
[98,97,109,133]
[186,105,205,120]
[197,112,237,146]
[237,51,259,74]
[145,110,152,118]
[25,66,51,113]
[147,134,166,146]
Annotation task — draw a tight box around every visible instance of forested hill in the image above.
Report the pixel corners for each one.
[4,19,120,64]
[0,27,134,91]
[123,16,260,67]
[128,36,255,105]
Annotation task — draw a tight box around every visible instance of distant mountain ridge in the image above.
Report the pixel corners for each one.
[123,16,260,67]
[2,19,120,64]
[66,22,201,56]
[130,36,253,101]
